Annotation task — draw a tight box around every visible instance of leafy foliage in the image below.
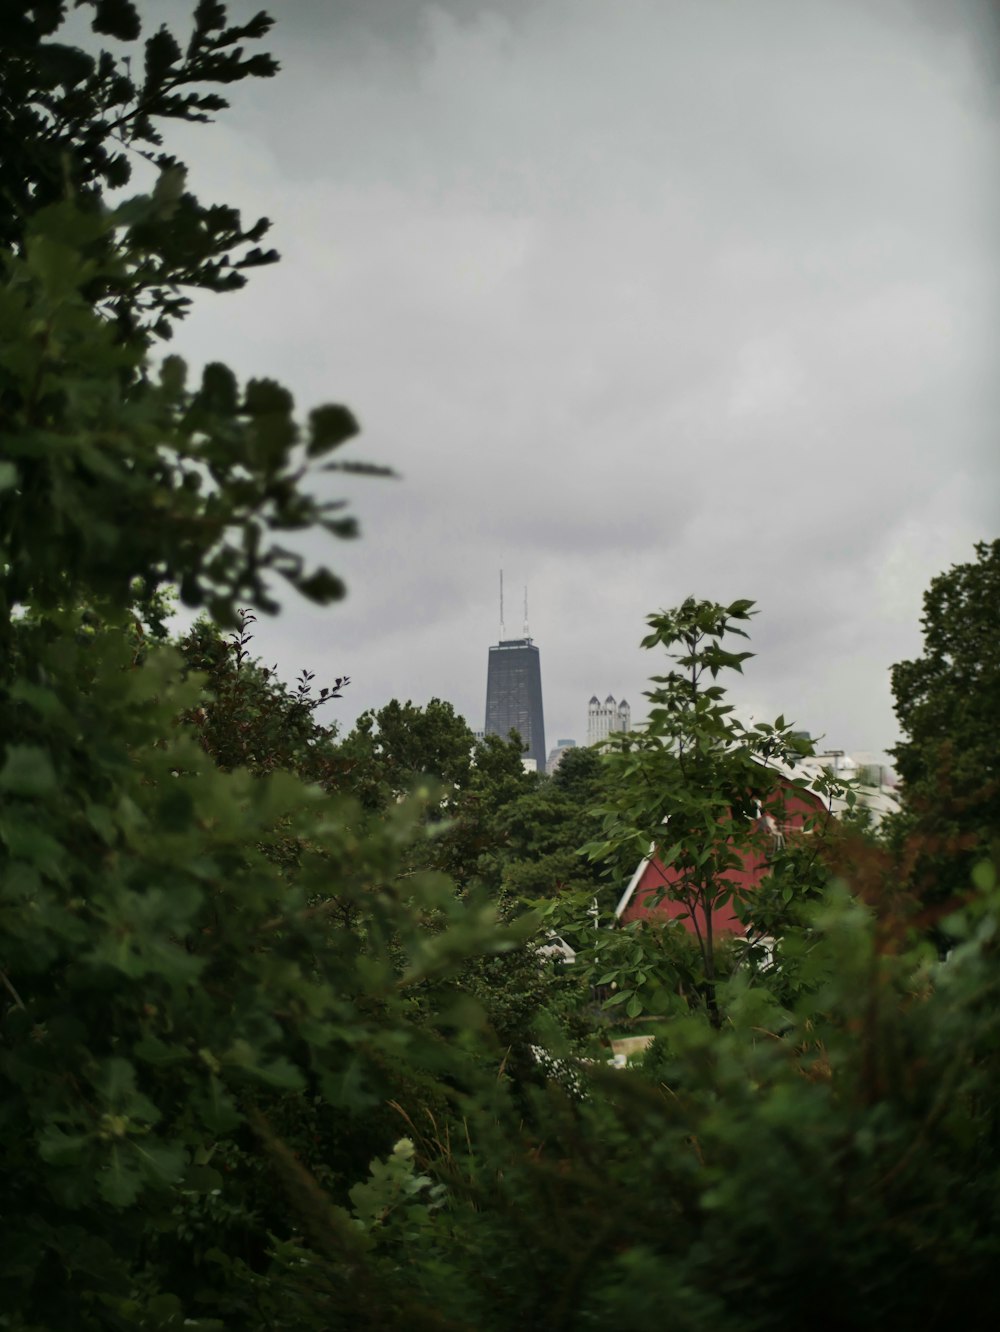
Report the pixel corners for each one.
[337,697,479,812]
[0,0,281,342]
[487,745,609,901]
[890,538,1000,907]
[332,702,587,1078]
[0,194,383,628]
[0,9,504,1326]
[244,882,1000,1332]
[582,597,837,1023]
[2,8,999,1330]
[178,609,348,784]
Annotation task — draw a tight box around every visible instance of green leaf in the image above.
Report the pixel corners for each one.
[152,166,185,212]
[98,1136,184,1207]
[197,361,239,414]
[0,461,17,492]
[184,1164,224,1193]
[295,568,347,603]
[86,803,117,845]
[25,234,86,296]
[38,1127,91,1168]
[134,1036,188,1066]
[307,403,359,457]
[226,1041,305,1091]
[972,861,996,892]
[132,1138,185,1186]
[197,1077,243,1133]
[93,1057,144,1110]
[144,27,182,84]
[0,745,57,796]
[99,1147,144,1206]
[92,0,142,40]
[10,680,71,724]
[37,41,95,88]
[159,354,187,396]
[243,377,294,417]
[145,1296,184,1324]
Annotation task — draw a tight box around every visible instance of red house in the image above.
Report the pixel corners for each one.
[614,774,830,938]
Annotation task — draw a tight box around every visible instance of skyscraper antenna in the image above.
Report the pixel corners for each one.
[523,585,529,638]
[499,568,506,641]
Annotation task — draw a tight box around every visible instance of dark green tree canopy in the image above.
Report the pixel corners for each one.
[892,538,999,799]
[340,697,476,806]
[485,745,609,901]
[178,609,348,783]
[0,12,496,1325]
[551,742,604,799]
[890,538,1000,900]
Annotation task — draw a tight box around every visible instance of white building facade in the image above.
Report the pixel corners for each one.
[587,694,631,746]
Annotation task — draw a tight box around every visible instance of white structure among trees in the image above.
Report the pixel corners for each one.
[587,694,631,746]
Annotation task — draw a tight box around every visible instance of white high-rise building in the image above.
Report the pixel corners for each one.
[587,694,631,746]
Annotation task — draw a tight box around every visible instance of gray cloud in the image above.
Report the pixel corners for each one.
[151,0,1000,755]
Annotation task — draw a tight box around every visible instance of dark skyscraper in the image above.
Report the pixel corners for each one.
[484,637,546,771]
[484,575,545,769]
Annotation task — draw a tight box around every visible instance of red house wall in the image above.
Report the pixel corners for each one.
[619,782,828,938]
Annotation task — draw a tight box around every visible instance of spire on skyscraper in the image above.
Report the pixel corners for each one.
[484,592,546,771]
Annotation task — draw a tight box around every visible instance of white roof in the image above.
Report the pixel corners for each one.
[615,844,657,920]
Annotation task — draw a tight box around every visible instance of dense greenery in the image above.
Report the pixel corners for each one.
[0,6,504,1326]
[334,698,607,905]
[571,598,838,1024]
[889,539,1000,908]
[2,7,998,1330]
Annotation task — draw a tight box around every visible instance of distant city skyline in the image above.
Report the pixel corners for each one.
[160,1,996,762]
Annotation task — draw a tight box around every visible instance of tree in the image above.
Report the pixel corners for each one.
[1,0,280,343]
[584,597,832,1024]
[486,755,609,902]
[178,608,349,784]
[256,878,1000,1332]
[0,2,390,637]
[551,743,605,800]
[0,9,509,1326]
[337,698,477,812]
[890,539,1000,907]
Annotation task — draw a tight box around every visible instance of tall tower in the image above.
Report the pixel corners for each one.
[484,577,546,771]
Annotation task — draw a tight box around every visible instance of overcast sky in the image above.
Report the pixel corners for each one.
[153,0,998,761]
